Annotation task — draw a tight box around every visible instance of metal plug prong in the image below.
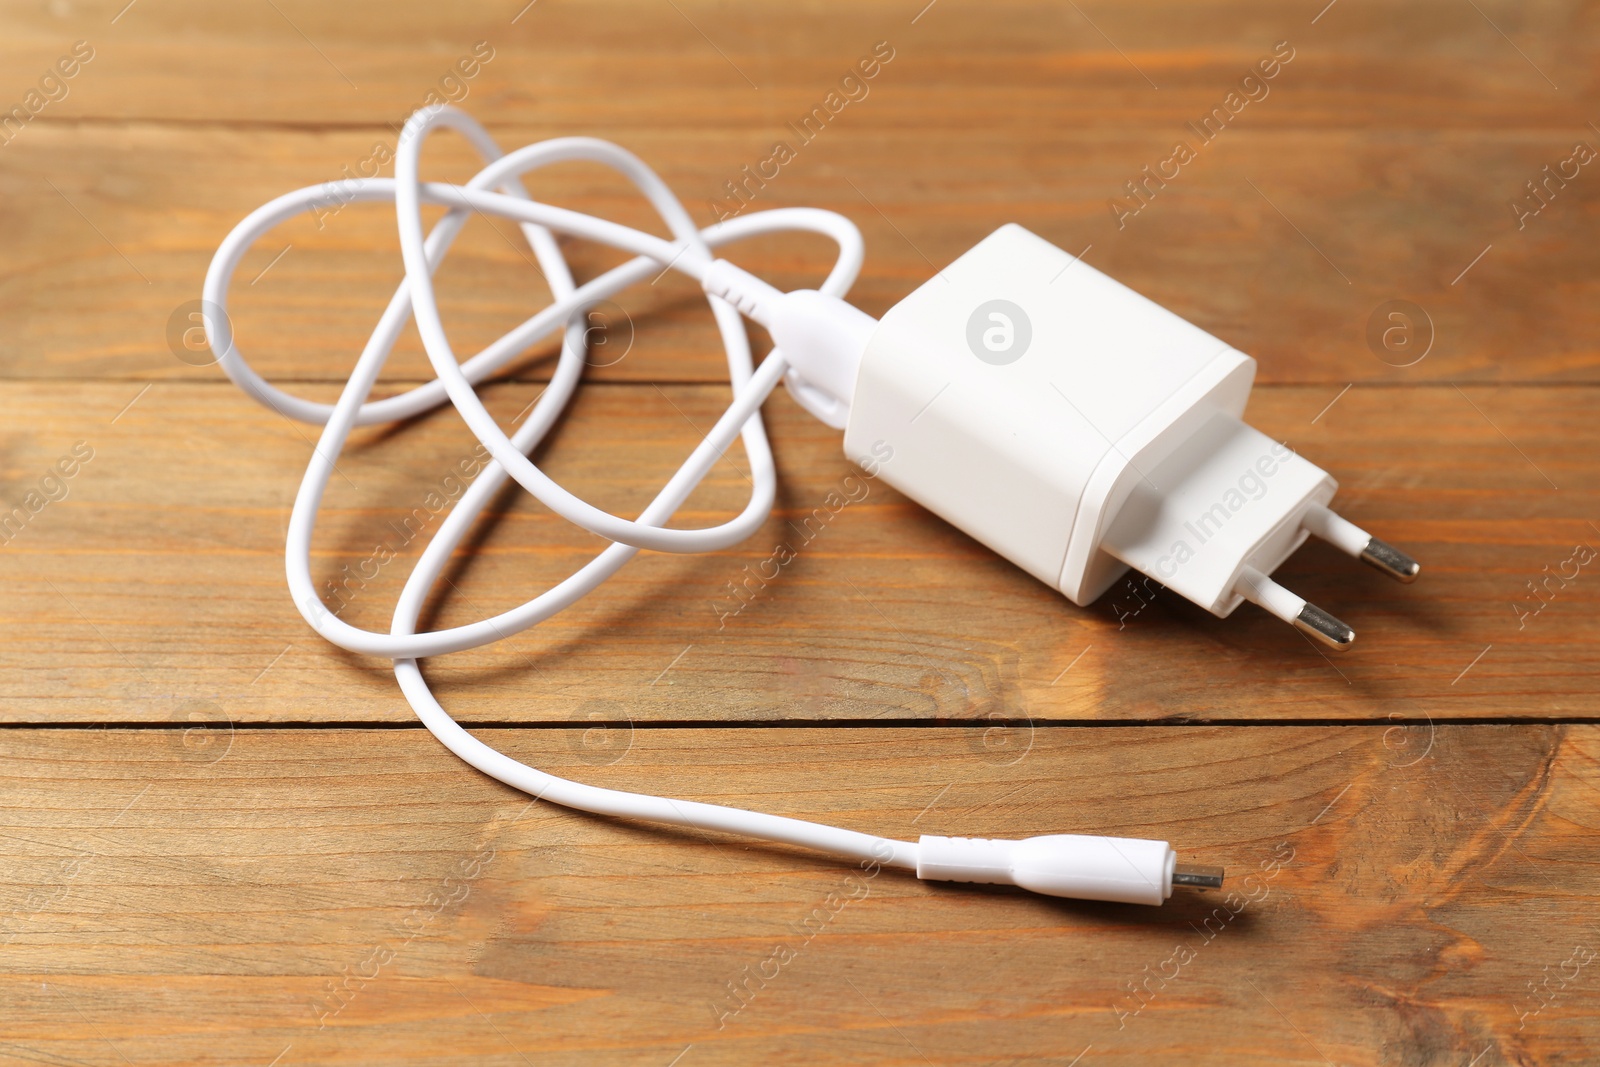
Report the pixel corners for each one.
[1360,536,1421,584]
[1294,602,1356,650]
[1234,566,1356,650]
[1303,503,1421,584]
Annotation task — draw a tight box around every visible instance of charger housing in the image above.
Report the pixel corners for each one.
[833,224,1339,622]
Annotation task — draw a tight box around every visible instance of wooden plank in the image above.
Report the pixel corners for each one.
[0,0,1590,129]
[5,122,1598,384]
[2,379,1595,723]
[1,724,1595,1065]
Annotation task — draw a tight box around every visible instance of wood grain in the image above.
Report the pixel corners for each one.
[4,123,1598,385]
[2,725,1596,1066]
[1,0,1593,129]
[3,0,1597,1063]
[1,379,1595,723]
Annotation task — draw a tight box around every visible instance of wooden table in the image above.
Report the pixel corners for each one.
[3,1,1597,1063]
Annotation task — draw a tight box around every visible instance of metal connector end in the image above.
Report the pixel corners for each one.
[1172,863,1225,890]
[1360,536,1421,584]
[1294,603,1355,650]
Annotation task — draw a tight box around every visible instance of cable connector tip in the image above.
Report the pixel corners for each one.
[1172,863,1225,890]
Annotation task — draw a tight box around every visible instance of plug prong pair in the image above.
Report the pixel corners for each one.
[1233,505,1422,650]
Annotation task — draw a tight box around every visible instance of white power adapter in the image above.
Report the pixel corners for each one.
[767,223,1419,648]
[214,109,1423,907]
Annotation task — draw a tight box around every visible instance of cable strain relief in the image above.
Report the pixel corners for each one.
[919,833,1177,905]
[701,258,786,324]
[916,835,1015,885]
[769,289,877,431]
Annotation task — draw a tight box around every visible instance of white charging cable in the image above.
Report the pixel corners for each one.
[204,105,1222,905]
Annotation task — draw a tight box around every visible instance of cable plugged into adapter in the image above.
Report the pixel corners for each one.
[815,223,1419,648]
